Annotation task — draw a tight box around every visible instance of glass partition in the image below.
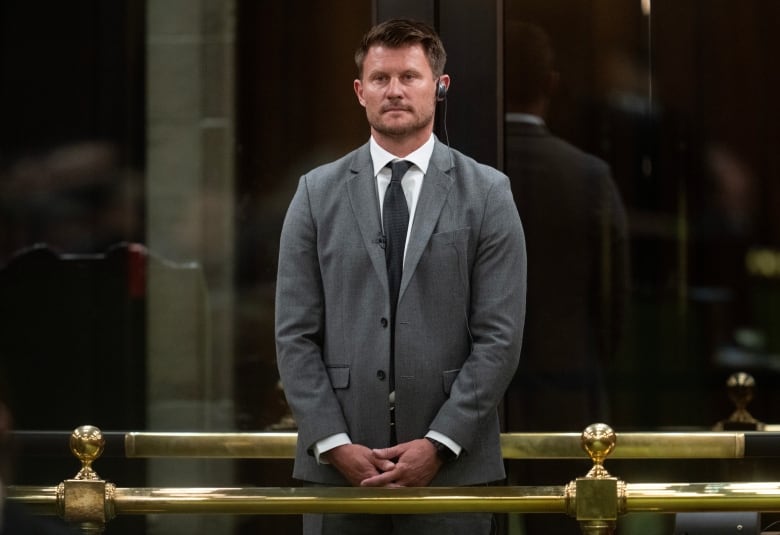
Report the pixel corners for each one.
[1,1,779,534]
[504,0,780,431]
[503,1,780,533]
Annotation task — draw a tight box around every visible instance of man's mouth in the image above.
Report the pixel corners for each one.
[382,106,411,113]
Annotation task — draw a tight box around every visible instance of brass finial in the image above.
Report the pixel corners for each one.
[69,425,105,480]
[714,372,764,430]
[728,371,755,407]
[581,423,616,479]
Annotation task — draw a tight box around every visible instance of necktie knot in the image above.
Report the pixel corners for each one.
[388,160,412,183]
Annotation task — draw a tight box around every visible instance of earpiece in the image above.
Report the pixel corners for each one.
[436,79,448,102]
[435,77,453,167]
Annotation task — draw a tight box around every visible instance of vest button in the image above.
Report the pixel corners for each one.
[376,370,386,380]
[380,317,388,328]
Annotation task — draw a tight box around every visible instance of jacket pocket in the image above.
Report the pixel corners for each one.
[326,365,350,389]
[442,369,460,395]
[430,227,470,248]
[428,229,470,297]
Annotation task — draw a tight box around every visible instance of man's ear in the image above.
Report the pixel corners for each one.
[439,74,451,92]
[354,79,366,107]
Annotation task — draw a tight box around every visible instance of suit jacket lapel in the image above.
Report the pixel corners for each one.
[347,144,388,288]
[400,141,454,298]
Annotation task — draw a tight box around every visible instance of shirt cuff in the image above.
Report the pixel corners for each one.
[313,433,351,464]
[425,430,462,458]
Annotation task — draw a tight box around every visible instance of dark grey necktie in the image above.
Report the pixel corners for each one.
[383,160,412,319]
[383,159,411,442]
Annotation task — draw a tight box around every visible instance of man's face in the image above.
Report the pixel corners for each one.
[354,44,445,142]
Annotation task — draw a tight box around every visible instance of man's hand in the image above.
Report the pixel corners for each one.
[323,443,396,487]
[360,438,442,487]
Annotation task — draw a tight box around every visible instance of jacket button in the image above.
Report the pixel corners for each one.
[380,317,388,328]
[376,370,386,380]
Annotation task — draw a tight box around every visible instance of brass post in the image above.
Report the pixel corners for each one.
[56,425,116,534]
[566,423,626,535]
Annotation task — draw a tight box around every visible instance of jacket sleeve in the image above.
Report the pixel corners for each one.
[429,173,527,452]
[275,175,350,453]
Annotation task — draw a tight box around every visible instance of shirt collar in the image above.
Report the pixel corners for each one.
[369,134,435,177]
[505,112,545,126]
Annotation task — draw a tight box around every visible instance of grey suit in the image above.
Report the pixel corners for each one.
[275,138,526,487]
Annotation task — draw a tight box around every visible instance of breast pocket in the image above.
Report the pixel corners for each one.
[424,228,471,301]
[430,227,470,249]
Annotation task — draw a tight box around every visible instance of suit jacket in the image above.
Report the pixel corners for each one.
[275,138,526,486]
[503,120,628,432]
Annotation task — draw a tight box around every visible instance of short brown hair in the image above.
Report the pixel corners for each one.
[355,19,447,79]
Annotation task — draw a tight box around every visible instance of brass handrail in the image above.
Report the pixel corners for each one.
[7,485,567,515]
[9,482,780,515]
[121,430,750,459]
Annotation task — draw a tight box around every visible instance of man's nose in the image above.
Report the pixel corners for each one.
[386,77,403,96]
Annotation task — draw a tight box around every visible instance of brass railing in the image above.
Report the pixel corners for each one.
[123,429,750,459]
[8,422,780,534]
[7,372,780,534]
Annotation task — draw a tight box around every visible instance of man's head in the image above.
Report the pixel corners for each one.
[505,21,559,113]
[353,19,450,153]
[354,19,447,79]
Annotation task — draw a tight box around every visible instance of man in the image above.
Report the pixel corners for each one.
[502,21,629,535]
[503,19,629,435]
[275,18,526,535]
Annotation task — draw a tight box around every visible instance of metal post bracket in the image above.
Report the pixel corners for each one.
[58,479,115,524]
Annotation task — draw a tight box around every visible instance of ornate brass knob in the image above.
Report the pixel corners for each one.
[581,423,616,479]
[70,425,105,480]
[714,372,763,430]
[727,372,755,412]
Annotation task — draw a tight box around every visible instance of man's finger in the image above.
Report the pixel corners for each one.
[372,446,401,459]
[373,458,396,472]
[360,470,397,487]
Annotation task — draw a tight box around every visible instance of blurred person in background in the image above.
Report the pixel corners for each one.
[502,21,629,535]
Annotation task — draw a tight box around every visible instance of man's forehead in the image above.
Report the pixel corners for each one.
[363,44,431,70]
[367,42,423,53]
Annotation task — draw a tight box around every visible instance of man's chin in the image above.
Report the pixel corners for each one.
[369,104,432,134]
[372,123,415,138]
[371,117,433,138]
